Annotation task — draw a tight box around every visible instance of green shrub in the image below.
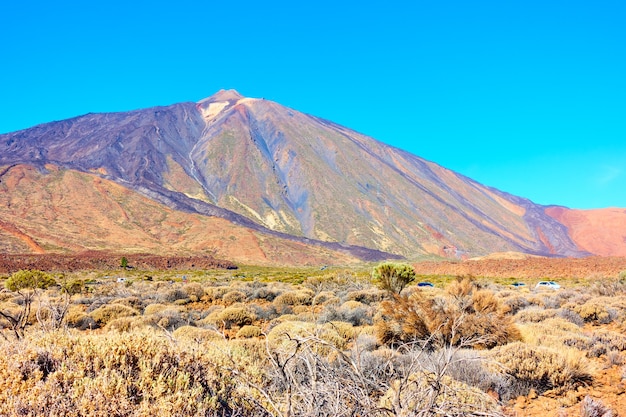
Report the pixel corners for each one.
[372,262,415,295]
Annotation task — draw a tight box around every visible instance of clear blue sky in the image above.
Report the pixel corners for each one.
[1,0,625,209]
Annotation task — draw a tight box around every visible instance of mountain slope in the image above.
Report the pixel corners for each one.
[0,89,617,259]
[0,164,385,265]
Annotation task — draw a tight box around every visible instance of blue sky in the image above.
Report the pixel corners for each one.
[1,0,625,209]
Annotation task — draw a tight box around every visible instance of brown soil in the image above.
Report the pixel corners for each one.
[413,256,626,279]
[0,251,237,274]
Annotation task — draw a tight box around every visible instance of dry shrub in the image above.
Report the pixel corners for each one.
[380,371,500,416]
[222,290,247,305]
[0,330,263,416]
[273,290,313,307]
[203,305,256,329]
[182,282,205,301]
[374,294,430,347]
[110,296,143,310]
[514,307,557,323]
[266,321,346,351]
[66,305,98,330]
[236,325,262,339]
[143,303,168,316]
[428,278,520,348]
[172,325,222,342]
[312,291,339,306]
[502,295,530,315]
[89,304,139,326]
[575,331,626,358]
[344,288,385,304]
[518,317,583,348]
[202,286,230,302]
[568,298,618,324]
[375,278,519,349]
[580,396,615,417]
[590,277,626,297]
[491,342,592,396]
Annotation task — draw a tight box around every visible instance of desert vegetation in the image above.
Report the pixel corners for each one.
[1,262,626,416]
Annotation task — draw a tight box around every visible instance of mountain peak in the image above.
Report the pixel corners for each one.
[199,89,244,104]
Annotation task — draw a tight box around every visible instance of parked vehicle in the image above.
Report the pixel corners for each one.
[511,282,526,288]
[535,281,560,290]
[417,282,435,288]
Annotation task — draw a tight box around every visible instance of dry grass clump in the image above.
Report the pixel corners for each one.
[491,342,592,396]
[344,288,386,304]
[566,297,620,324]
[172,325,222,342]
[273,289,314,307]
[514,306,557,323]
[222,290,247,305]
[65,305,98,330]
[518,317,585,348]
[202,286,230,302]
[380,371,500,416]
[580,396,616,417]
[0,330,263,416]
[181,282,205,301]
[203,305,256,329]
[312,290,340,306]
[89,304,139,326]
[110,296,143,310]
[266,320,347,351]
[236,325,263,339]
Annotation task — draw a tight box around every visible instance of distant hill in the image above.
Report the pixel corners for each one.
[1,89,624,262]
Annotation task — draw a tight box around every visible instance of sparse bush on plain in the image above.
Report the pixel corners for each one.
[89,303,139,326]
[222,290,247,305]
[273,290,313,307]
[491,342,592,396]
[236,325,262,339]
[580,395,615,417]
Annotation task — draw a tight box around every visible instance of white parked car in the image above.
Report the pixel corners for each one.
[535,281,560,290]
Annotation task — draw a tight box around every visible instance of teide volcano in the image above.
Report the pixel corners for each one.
[1,89,625,261]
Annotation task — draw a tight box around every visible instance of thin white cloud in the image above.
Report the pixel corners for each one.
[595,165,623,187]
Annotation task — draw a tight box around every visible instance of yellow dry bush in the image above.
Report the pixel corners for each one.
[110,296,142,310]
[0,329,263,416]
[325,321,358,342]
[203,306,256,329]
[344,288,386,304]
[236,325,263,339]
[567,297,621,324]
[518,317,584,348]
[202,286,230,302]
[89,304,139,326]
[340,300,365,310]
[143,303,168,316]
[273,290,313,307]
[182,282,205,301]
[267,321,346,351]
[312,290,339,306]
[172,325,222,342]
[491,342,592,395]
[223,290,247,305]
[380,371,499,416]
[514,307,557,323]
